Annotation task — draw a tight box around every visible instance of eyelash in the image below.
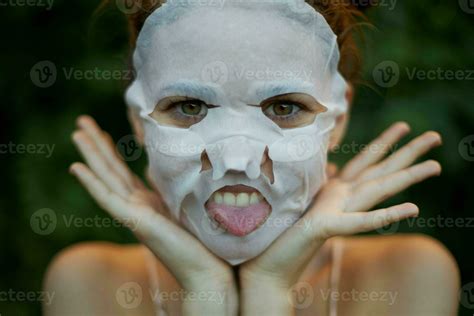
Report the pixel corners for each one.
[263,101,308,122]
[165,99,209,123]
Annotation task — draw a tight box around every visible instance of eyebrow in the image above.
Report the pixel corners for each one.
[252,80,315,102]
[159,80,219,103]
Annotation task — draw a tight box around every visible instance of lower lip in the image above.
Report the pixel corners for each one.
[205,200,272,237]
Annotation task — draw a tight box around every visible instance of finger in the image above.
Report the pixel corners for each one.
[77,115,136,189]
[330,203,419,236]
[103,130,147,190]
[69,163,134,222]
[70,163,226,286]
[326,162,339,179]
[340,122,411,180]
[354,131,442,185]
[347,160,441,213]
[72,130,130,199]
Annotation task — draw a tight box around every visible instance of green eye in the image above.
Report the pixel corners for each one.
[179,101,207,116]
[265,103,301,117]
[273,103,295,116]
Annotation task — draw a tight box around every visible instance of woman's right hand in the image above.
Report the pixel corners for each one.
[69,115,237,316]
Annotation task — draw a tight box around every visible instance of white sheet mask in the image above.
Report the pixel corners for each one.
[125,0,349,264]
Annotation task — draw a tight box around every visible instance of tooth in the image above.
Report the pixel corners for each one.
[223,192,236,206]
[250,193,259,205]
[214,192,223,204]
[257,193,264,202]
[236,193,250,207]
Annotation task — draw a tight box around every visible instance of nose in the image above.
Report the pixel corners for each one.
[201,136,273,182]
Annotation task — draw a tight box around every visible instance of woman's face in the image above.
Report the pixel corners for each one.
[126,2,348,264]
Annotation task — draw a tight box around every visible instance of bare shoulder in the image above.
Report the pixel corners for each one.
[43,242,158,315]
[338,234,460,316]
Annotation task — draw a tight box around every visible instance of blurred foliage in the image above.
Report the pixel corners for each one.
[0,0,473,314]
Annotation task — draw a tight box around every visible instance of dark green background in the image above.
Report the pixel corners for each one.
[1,0,473,314]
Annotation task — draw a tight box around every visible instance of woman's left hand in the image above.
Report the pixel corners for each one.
[239,122,442,315]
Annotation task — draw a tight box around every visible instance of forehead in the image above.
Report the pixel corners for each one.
[140,6,329,89]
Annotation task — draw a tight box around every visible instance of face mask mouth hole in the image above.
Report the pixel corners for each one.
[204,185,273,237]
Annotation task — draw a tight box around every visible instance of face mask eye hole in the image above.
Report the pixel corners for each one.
[263,102,301,120]
[260,93,327,129]
[149,97,211,128]
[180,101,207,116]
[268,103,298,116]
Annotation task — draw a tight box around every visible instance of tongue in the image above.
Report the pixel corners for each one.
[206,201,271,237]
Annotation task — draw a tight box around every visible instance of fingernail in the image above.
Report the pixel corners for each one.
[69,165,76,175]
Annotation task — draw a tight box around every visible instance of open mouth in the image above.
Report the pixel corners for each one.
[205,185,272,237]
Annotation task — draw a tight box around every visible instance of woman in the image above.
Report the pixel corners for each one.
[43,0,460,315]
